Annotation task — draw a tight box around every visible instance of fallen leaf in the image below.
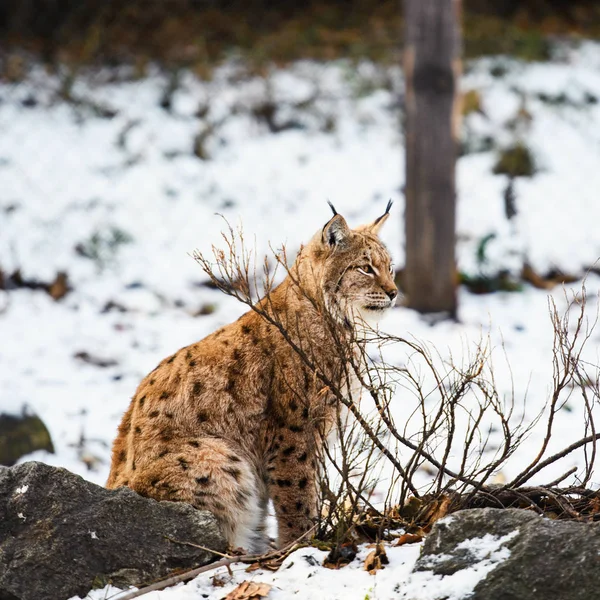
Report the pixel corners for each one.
[245,560,281,573]
[48,272,69,300]
[211,574,228,587]
[395,533,423,546]
[400,496,423,519]
[421,495,452,530]
[224,581,271,600]
[377,542,389,565]
[521,263,556,290]
[589,497,600,514]
[364,550,381,573]
[430,495,452,523]
[364,542,388,574]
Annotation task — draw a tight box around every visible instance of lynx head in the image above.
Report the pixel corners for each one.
[298,201,398,327]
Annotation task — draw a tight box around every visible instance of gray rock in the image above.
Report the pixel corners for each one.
[413,507,600,600]
[0,462,227,600]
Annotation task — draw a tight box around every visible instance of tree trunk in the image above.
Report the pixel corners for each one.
[403,0,461,317]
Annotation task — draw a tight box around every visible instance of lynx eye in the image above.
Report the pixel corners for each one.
[357,265,375,277]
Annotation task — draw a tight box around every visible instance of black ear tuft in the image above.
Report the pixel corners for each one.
[373,199,393,226]
[327,200,338,216]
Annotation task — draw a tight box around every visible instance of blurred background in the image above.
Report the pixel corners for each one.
[1,0,600,488]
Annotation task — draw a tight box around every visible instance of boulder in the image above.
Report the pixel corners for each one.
[0,411,54,466]
[0,462,227,600]
[412,507,600,600]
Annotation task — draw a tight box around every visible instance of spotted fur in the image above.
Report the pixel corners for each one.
[106,208,397,551]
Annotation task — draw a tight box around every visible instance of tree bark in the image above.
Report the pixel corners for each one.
[403,0,461,316]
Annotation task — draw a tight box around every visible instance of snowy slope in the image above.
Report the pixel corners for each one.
[2,42,600,600]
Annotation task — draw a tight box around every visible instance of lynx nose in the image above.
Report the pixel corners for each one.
[385,287,398,301]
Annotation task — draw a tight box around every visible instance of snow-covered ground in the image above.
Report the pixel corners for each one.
[82,525,518,600]
[2,41,600,599]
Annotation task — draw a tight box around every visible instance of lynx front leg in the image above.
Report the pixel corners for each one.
[268,440,319,547]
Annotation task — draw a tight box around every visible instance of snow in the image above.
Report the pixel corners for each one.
[390,527,519,600]
[455,530,519,561]
[75,532,515,600]
[2,41,600,600]
[400,530,517,600]
[77,545,423,600]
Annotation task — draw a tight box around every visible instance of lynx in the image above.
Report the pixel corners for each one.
[106,204,397,552]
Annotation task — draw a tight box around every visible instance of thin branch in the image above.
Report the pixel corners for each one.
[114,527,316,600]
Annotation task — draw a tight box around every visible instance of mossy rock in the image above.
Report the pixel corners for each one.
[493,143,536,177]
[0,412,54,466]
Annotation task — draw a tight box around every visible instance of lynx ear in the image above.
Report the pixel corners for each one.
[363,199,393,235]
[322,213,351,248]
